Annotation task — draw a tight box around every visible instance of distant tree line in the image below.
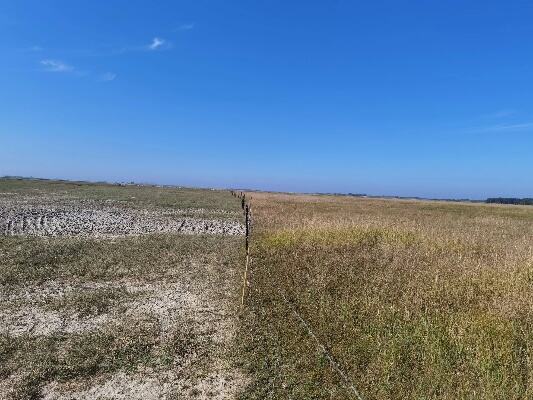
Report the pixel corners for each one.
[486,198,533,205]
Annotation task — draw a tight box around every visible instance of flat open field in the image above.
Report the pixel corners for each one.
[3,180,532,399]
[239,193,533,399]
[0,179,246,399]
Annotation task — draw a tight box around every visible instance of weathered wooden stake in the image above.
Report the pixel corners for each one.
[241,253,250,306]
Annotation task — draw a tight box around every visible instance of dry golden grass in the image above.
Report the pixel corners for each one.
[239,193,533,399]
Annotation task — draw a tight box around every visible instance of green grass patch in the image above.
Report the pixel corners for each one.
[0,234,242,287]
[239,221,532,399]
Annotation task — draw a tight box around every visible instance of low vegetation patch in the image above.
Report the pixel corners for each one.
[0,234,240,287]
[1,317,198,399]
[239,193,533,399]
[43,287,133,317]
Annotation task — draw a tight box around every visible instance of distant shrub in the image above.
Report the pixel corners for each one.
[486,197,533,205]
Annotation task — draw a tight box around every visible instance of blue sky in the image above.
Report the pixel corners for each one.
[1,1,532,199]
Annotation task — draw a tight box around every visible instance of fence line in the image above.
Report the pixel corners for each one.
[230,191,252,306]
[229,190,364,399]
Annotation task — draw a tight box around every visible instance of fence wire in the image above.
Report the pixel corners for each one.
[232,190,364,400]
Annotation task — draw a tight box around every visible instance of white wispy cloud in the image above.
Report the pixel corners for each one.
[37,35,171,79]
[40,59,115,82]
[148,37,167,50]
[40,59,73,72]
[107,37,174,54]
[98,72,117,82]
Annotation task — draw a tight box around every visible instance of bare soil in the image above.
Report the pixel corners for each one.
[0,198,244,237]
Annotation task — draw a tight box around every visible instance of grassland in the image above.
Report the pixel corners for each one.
[0,178,239,214]
[3,179,532,399]
[239,193,533,399]
[0,178,246,399]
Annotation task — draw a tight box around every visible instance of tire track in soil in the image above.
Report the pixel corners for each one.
[0,208,245,237]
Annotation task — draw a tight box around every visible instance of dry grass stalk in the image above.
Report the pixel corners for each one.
[238,192,533,399]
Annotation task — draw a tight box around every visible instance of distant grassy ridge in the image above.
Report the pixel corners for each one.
[0,178,241,213]
[239,193,533,399]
